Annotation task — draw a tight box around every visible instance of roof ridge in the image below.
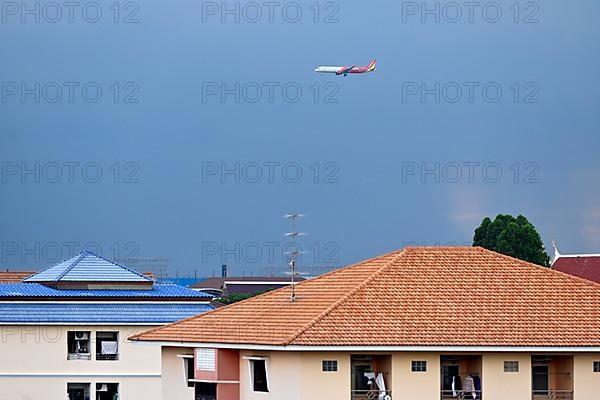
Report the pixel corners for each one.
[22,252,83,282]
[91,252,154,282]
[55,252,87,281]
[283,249,406,345]
[130,249,405,342]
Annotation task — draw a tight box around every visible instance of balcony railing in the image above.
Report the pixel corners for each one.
[532,390,573,400]
[96,353,119,361]
[441,390,482,399]
[351,390,392,400]
[67,352,91,360]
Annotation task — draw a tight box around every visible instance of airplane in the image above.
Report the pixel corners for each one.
[314,59,376,77]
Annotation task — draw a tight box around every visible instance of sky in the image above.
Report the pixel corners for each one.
[1,0,599,278]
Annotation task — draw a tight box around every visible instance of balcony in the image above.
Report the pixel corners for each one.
[351,355,391,400]
[96,353,119,361]
[441,390,482,399]
[532,390,573,400]
[351,390,392,400]
[67,352,91,361]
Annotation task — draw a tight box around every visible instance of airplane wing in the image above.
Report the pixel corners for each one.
[336,65,355,75]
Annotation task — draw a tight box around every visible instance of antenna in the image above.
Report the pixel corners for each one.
[284,213,305,302]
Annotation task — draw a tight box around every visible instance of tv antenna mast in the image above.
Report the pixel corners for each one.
[284,213,306,302]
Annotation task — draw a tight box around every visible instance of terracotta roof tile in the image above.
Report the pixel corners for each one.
[131,247,600,347]
[0,272,35,283]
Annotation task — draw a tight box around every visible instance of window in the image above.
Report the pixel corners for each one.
[594,361,600,373]
[322,360,338,372]
[411,360,427,372]
[183,357,195,388]
[67,383,90,400]
[67,331,91,360]
[96,332,119,361]
[96,383,118,400]
[504,361,519,372]
[196,348,216,371]
[250,359,269,392]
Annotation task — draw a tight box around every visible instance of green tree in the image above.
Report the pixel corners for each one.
[473,214,550,266]
[215,289,273,305]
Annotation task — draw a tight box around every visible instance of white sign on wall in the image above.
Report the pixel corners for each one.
[196,348,216,371]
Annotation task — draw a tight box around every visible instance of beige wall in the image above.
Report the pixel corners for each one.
[160,348,600,400]
[393,352,440,399]
[0,325,161,400]
[482,353,531,400]
[161,347,195,400]
[239,350,301,400]
[574,353,600,400]
[299,352,350,400]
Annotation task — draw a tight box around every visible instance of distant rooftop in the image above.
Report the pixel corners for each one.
[23,252,153,283]
[551,242,600,283]
[0,283,213,300]
[0,303,214,325]
[0,271,36,283]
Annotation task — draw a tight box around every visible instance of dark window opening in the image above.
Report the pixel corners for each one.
[504,361,519,372]
[67,383,90,400]
[251,359,269,392]
[185,357,195,387]
[67,331,91,360]
[195,382,216,400]
[412,360,427,372]
[95,383,118,400]
[594,361,600,373]
[322,360,338,372]
[532,365,549,394]
[96,332,119,361]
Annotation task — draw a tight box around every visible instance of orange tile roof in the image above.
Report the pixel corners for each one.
[0,272,35,282]
[131,247,600,347]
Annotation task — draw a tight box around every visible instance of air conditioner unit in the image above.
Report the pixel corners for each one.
[75,332,89,340]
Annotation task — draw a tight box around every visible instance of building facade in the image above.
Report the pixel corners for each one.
[132,247,600,400]
[0,252,214,400]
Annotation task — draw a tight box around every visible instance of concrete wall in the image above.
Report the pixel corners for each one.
[161,347,195,400]
[0,325,161,400]
[239,350,301,400]
[392,352,440,399]
[573,353,600,400]
[482,353,531,400]
[299,352,350,400]
[159,348,600,400]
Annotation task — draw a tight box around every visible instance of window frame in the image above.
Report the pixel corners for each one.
[411,360,427,372]
[248,358,269,393]
[504,361,520,372]
[95,383,118,400]
[67,382,91,400]
[593,361,600,373]
[67,331,91,360]
[322,360,339,372]
[95,331,119,361]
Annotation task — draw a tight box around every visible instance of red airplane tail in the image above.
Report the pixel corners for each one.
[367,59,377,71]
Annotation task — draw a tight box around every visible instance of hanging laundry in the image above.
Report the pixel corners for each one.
[464,375,476,399]
[452,376,457,397]
[473,375,481,399]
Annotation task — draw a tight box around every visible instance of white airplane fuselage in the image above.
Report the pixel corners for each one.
[314,66,344,73]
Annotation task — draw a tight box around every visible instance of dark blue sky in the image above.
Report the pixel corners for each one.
[1,0,599,277]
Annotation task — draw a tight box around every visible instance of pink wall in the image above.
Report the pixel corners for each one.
[195,348,240,400]
[217,383,239,400]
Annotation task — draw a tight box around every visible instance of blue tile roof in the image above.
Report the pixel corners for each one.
[0,303,214,324]
[23,252,153,283]
[0,283,212,298]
